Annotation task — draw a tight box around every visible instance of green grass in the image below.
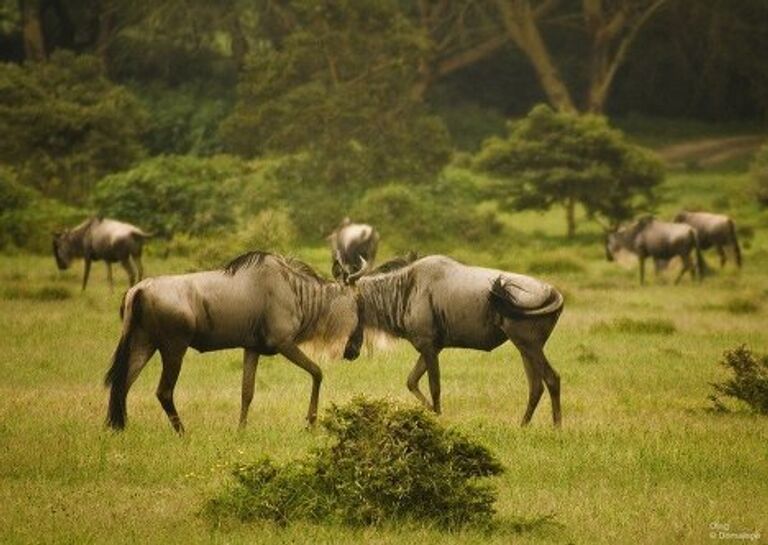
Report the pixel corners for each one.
[2,169,768,544]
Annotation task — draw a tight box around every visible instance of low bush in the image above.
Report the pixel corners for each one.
[204,397,504,529]
[709,345,768,414]
[92,155,252,239]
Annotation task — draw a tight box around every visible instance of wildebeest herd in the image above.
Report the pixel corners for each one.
[53,210,742,434]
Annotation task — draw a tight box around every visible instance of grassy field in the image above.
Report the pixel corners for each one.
[1,168,767,544]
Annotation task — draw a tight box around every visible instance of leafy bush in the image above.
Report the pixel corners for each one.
[592,317,676,335]
[204,397,504,529]
[0,51,148,203]
[92,155,253,239]
[709,345,768,414]
[0,167,82,253]
[473,104,664,237]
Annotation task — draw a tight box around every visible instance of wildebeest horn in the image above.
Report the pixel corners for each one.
[347,256,368,284]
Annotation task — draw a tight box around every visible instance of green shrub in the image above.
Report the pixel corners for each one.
[204,397,503,529]
[709,345,768,414]
[0,167,82,253]
[592,317,676,335]
[92,155,252,239]
[0,51,148,203]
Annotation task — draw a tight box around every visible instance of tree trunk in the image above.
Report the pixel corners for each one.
[96,0,114,72]
[20,0,46,61]
[496,0,577,113]
[565,196,576,238]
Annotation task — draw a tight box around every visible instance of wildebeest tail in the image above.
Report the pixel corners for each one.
[489,277,564,318]
[728,219,742,268]
[105,288,143,430]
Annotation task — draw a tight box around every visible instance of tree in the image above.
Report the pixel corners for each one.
[473,104,663,237]
[0,51,147,203]
[487,0,669,113]
[220,0,451,189]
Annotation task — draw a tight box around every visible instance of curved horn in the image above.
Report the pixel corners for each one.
[347,256,368,284]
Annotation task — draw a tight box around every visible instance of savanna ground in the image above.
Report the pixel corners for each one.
[1,160,767,544]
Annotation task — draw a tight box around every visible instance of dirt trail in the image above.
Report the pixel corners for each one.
[657,134,764,167]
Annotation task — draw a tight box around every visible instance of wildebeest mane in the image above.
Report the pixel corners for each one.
[223,250,328,283]
[367,251,420,276]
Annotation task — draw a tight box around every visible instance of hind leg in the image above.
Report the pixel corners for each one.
[121,257,136,286]
[674,254,692,284]
[133,250,144,281]
[157,344,188,434]
[106,263,114,292]
[519,353,544,426]
[239,349,260,430]
[406,354,431,409]
[107,330,156,430]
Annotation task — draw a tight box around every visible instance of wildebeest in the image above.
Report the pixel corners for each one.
[104,251,364,434]
[328,218,379,282]
[673,210,742,268]
[351,254,564,427]
[606,216,704,284]
[53,217,151,291]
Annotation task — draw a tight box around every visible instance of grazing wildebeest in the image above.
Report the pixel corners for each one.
[53,217,151,291]
[605,216,704,284]
[328,218,379,282]
[673,211,742,268]
[348,254,564,427]
[104,251,364,434]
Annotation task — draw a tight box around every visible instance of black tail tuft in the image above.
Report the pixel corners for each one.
[105,290,142,430]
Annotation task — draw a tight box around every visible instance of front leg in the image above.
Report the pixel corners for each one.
[82,258,92,291]
[406,354,430,409]
[638,255,646,285]
[423,350,442,415]
[239,349,260,430]
[277,343,323,426]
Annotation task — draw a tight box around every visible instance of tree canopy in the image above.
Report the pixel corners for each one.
[474,104,664,236]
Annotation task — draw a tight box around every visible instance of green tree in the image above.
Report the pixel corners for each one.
[474,104,663,237]
[220,0,451,189]
[0,51,148,203]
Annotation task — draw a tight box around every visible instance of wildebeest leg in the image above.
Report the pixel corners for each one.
[120,257,136,286]
[278,343,323,425]
[674,254,692,284]
[239,349,260,430]
[519,353,544,426]
[157,344,188,435]
[716,245,727,268]
[82,258,92,291]
[106,263,114,292]
[406,354,431,409]
[423,350,442,414]
[133,250,144,281]
[638,256,646,285]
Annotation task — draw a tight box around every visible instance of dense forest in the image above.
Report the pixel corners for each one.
[1,0,767,254]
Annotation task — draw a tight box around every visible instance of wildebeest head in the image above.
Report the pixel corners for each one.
[333,252,369,286]
[52,231,72,270]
